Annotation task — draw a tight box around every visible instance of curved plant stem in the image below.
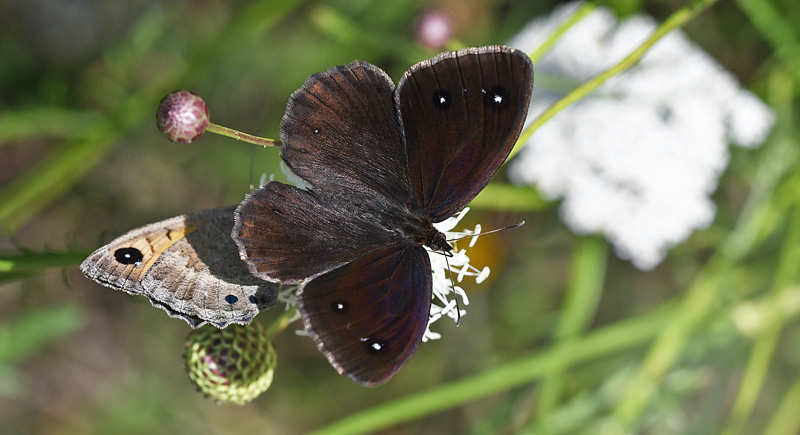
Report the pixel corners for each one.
[527,1,597,64]
[613,64,796,427]
[763,375,800,435]
[721,66,797,435]
[509,0,722,161]
[205,122,279,147]
[734,0,800,79]
[266,307,298,339]
[535,236,608,426]
[0,251,90,274]
[470,183,550,211]
[310,302,677,435]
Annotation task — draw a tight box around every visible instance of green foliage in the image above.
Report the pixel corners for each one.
[1,0,799,433]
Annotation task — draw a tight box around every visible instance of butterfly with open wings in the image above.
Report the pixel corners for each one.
[233,45,533,386]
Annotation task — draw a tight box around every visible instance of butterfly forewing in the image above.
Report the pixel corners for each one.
[280,61,413,204]
[397,46,533,221]
[298,245,432,386]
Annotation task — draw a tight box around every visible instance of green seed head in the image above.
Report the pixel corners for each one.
[184,323,276,405]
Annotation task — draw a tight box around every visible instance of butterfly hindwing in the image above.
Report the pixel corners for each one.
[397,46,533,221]
[234,181,397,283]
[297,245,432,386]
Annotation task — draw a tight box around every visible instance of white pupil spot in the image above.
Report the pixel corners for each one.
[438,95,446,104]
[494,94,503,104]
[371,342,382,351]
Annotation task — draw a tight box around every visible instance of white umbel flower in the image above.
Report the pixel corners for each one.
[425,207,490,341]
[507,3,775,269]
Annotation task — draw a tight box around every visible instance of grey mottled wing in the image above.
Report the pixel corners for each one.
[80,207,278,328]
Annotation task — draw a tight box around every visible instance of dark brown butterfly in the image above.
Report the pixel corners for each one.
[233,46,533,385]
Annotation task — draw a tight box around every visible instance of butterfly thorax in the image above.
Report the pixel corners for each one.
[382,204,452,253]
[425,229,452,252]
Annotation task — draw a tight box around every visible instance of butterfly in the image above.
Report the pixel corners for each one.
[233,46,533,385]
[81,207,278,328]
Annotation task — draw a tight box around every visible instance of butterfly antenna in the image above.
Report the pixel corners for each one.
[446,221,525,243]
[443,253,462,327]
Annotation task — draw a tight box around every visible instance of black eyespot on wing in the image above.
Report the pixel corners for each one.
[249,295,257,304]
[364,338,386,355]
[432,89,452,110]
[114,247,143,266]
[225,294,238,304]
[485,85,507,110]
[331,300,348,314]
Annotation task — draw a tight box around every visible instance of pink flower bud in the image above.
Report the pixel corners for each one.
[416,10,453,50]
[156,90,210,143]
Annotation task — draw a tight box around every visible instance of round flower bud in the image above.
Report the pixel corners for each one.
[184,323,276,405]
[156,90,210,143]
[415,10,453,50]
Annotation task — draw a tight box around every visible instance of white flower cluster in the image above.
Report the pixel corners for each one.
[425,207,490,341]
[507,3,775,269]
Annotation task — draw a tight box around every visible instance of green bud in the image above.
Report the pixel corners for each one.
[184,323,276,405]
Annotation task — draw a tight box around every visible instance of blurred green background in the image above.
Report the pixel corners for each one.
[1,0,799,433]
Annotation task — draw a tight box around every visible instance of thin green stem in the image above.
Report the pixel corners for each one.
[510,0,722,161]
[266,306,298,339]
[205,122,279,147]
[763,375,800,435]
[0,108,102,145]
[721,70,798,434]
[613,61,794,428]
[0,251,90,273]
[470,183,550,211]
[0,119,121,234]
[527,2,597,64]
[613,260,724,424]
[734,0,800,80]
[536,236,608,421]
[722,208,800,434]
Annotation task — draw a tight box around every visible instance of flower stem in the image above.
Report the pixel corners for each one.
[0,251,91,273]
[311,300,678,435]
[612,62,797,428]
[266,307,298,339]
[510,0,722,161]
[205,122,279,147]
[720,67,797,435]
[535,236,608,424]
[527,1,597,64]
[734,0,800,80]
[722,207,800,434]
[763,374,800,435]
